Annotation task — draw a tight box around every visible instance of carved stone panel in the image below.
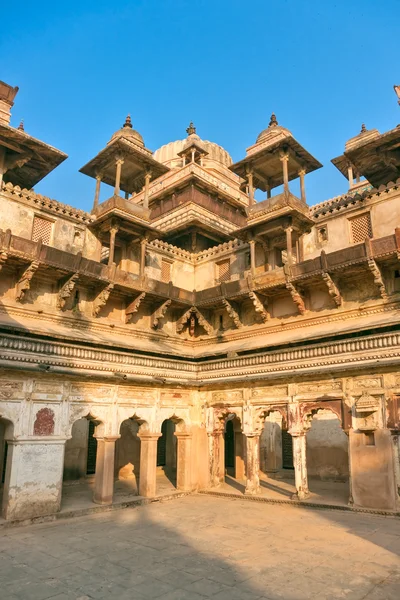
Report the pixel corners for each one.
[33,407,55,436]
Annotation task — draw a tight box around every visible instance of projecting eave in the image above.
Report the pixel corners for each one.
[331,125,400,187]
[79,138,169,194]
[0,123,67,189]
[230,136,322,191]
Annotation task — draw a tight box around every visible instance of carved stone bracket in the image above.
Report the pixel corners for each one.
[93,283,114,317]
[321,272,342,307]
[222,299,242,328]
[0,251,8,271]
[248,291,270,322]
[16,261,40,302]
[125,292,146,323]
[57,273,79,310]
[176,306,214,336]
[285,282,306,315]
[151,299,171,329]
[367,259,388,300]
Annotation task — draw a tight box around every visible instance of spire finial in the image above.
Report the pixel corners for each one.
[360,123,367,134]
[123,114,132,129]
[269,113,278,128]
[17,119,24,131]
[186,121,196,136]
[394,85,400,105]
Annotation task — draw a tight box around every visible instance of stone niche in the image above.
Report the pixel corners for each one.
[353,392,382,432]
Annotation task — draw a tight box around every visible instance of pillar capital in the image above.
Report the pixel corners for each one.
[174,431,193,440]
[298,168,307,177]
[94,435,120,442]
[138,432,162,441]
[115,157,125,166]
[279,152,289,162]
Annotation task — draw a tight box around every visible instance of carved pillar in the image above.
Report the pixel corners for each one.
[93,436,118,505]
[139,237,147,279]
[143,172,151,209]
[347,163,354,188]
[175,432,193,491]
[138,433,161,497]
[280,152,290,193]
[208,432,224,487]
[244,433,261,495]
[291,434,309,500]
[108,225,119,266]
[114,159,124,196]
[285,226,293,266]
[247,169,254,206]
[249,239,256,277]
[298,169,306,203]
[93,174,102,211]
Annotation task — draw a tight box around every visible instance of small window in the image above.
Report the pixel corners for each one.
[216,259,231,283]
[349,213,372,244]
[364,432,375,446]
[161,259,172,283]
[317,226,328,243]
[100,246,110,264]
[32,215,53,245]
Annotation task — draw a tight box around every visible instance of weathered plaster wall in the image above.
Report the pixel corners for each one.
[306,412,349,480]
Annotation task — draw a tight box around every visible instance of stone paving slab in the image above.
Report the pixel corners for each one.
[0,495,399,600]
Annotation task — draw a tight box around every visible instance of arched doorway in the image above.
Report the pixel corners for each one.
[306,409,349,504]
[114,418,142,496]
[224,416,244,482]
[157,419,177,488]
[0,417,14,517]
[62,415,103,509]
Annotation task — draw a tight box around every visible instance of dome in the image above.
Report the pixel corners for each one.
[154,124,233,169]
[108,115,145,147]
[256,113,291,144]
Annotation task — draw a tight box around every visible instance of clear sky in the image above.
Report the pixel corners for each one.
[1,0,399,211]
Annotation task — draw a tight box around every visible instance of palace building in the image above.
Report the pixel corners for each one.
[0,79,400,521]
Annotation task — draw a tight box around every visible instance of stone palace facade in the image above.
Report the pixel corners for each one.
[0,79,400,521]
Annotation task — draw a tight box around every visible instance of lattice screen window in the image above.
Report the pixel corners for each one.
[32,216,53,245]
[349,212,372,244]
[216,259,231,283]
[100,246,110,263]
[161,259,172,283]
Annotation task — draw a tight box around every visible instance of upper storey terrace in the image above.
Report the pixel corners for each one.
[1,79,400,351]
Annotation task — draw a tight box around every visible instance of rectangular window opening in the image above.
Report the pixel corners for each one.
[216,259,231,283]
[349,213,372,244]
[161,259,172,283]
[32,215,53,245]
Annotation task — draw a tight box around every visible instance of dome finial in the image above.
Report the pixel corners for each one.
[123,114,132,129]
[268,113,278,128]
[186,121,196,136]
[360,123,367,134]
[17,119,24,131]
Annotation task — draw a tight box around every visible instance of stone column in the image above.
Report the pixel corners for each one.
[280,153,290,193]
[143,172,151,209]
[244,433,261,495]
[347,163,354,189]
[92,174,102,211]
[175,432,192,491]
[247,169,254,205]
[234,431,245,480]
[2,439,66,521]
[108,225,119,266]
[291,433,309,499]
[138,432,161,497]
[114,159,124,196]
[266,185,272,199]
[285,226,293,266]
[249,239,256,277]
[208,432,224,487]
[298,169,306,203]
[93,436,119,505]
[139,237,147,279]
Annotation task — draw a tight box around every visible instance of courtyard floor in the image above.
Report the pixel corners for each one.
[0,495,399,600]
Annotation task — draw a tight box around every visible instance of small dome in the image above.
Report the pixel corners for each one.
[256,113,291,144]
[108,115,145,147]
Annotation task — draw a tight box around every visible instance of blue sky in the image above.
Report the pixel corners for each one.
[1,0,399,210]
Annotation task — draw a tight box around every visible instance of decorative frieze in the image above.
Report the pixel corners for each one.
[0,380,24,399]
[211,390,243,404]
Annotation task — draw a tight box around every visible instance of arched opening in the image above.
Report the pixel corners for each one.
[62,415,103,509]
[157,418,177,488]
[0,417,14,514]
[114,418,142,496]
[306,409,349,504]
[224,415,244,487]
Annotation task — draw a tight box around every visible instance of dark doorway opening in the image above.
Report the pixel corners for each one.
[86,420,97,475]
[282,429,294,469]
